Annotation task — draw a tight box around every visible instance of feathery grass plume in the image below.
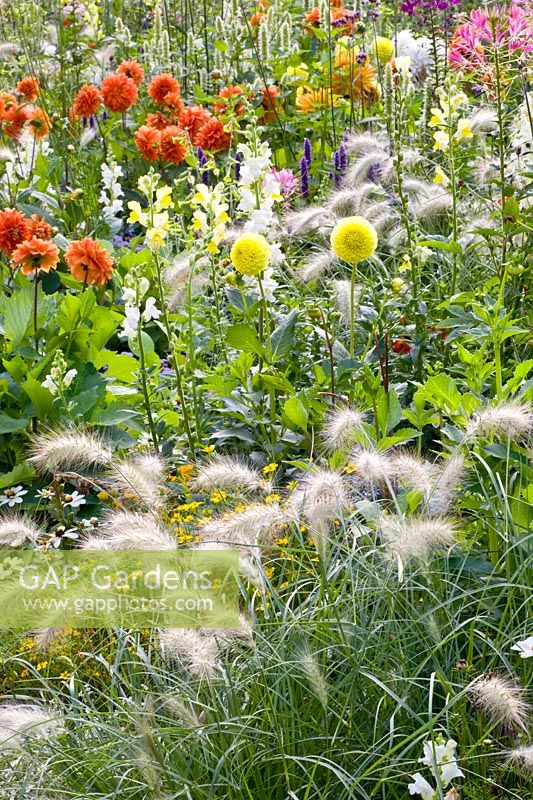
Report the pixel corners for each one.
[196,540,266,586]
[466,401,533,441]
[426,455,465,516]
[159,628,221,679]
[351,447,395,490]
[344,153,394,188]
[392,453,435,500]
[297,251,336,283]
[199,503,286,547]
[471,674,530,733]
[469,108,498,133]
[0,704,64,751]
[108,457,166,510]
[321,406,365,453]
[164,255,209,310]
[29,428,112,474]
[404,179,452,220]
[283,206,333,236]
[132,453,166,484]
[508,744,533,773]
[288,468,351,556]
[0,514,43,546]
[192,455,270,495]
[379,516,457,560]
[32,627,62,651]
[81,511,176,550]
[296,648,329,710]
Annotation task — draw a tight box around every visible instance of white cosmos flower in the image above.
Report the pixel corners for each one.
[408,773,436,800]
[511,635,533,659]
[0,486,28,508]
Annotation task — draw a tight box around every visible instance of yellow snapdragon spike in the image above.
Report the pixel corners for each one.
[206,241,220,254]
[155,186,173,211]
[146,228,167,248]
[434,166,449,186]
[433,131,449,151]
[127,201,148,226]
[455,118,473,139]
[429,108,446,127]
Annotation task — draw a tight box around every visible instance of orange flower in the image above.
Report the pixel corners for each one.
[159,125,188,164]
[178,105,212,143]
[250,11,267,26]
[65,237,114,286]
[116,60,145,87]
[213,85,246,116]
[163,90,184,117]
[72,84,103,117]
[178,465,194,483]
[10,237,59,276]
[146,111,171,130]
[195,117,232,152]
[148,73,180,105]
[16,76,40,102]
[27,214,52,240]
[262,84,282,122]
[101,73,138,113]
[304,8,320,28]
[0,92,18,118]
[135,125,161,161]
[344,63,380,105]
[27,107,51,139]
[295,86,340,113]
[2,104,28,140]
[0,209,30,256]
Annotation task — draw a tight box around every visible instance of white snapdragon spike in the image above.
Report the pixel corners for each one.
[419,739,464,786]
[99,160,124,233]
[120,275,152,340]
[41,350,77,395]
[408,773,436,800]
[511,636,533,659]
[3,129,52,186]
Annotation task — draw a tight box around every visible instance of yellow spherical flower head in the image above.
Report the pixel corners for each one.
[230,233,270,276]
[331,216,377,265]
[374,36,394,66]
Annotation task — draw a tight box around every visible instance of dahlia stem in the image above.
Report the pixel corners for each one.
[349,264,357,358]
[33,270,39,353]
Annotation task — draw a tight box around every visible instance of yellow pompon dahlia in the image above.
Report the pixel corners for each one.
[373,37,394,66]
[230,233,270,276]
[331,217,377,265]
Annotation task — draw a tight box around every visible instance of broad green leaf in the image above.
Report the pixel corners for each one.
[226,323,264,356]
[93,351,138,384]
[270,310,298,361]
[22,375,57,420]
[4,286,34,347]
[282,396,308,431]
[0,462,35,490]
[0,414,29,434]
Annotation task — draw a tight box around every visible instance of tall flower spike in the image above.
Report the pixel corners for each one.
[29,428,113,474]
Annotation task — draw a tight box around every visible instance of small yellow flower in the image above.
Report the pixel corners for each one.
[455,118,473,140]
[434,166,449,186]
[429,108,446,127]
[286,63,308,78]
[178,465,194,483]
[331,216,377,265]
[211,490,227,504]
[36,661,48,670]
[344,462,356,474]
[155,186,172,211]
[262,462,278,475]
[127,201,148,226]
[203,445,215,454]
[265,493,281,504]
[230,233,270,276]
[433,131,450,151]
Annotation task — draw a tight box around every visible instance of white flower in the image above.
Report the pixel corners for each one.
[408,773,436,800]
[63,368,77,388]
[63,491,86,509]
[50,527,79,548]
[0,486,28,507]
[121,305,141,339]
[511,636,533,659]
[142,297,161,322]
[42,374,58,394]
[420,739,464,786]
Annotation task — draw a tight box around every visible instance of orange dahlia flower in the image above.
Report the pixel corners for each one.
[163,90,184,117]
[101,73,138,113]
[27,107,51,139]
[135,125,161,161]
[116,60,145,87]
[72,84,103,117]
[0,92,18,117]
[65,237,114,286]
[2,105,28,140]
[148,73,180,106]
[0,209,30,256]
[178,105,212,143]
[27,214,53,240]
[195,117,232,152]
[261,84,282,122]
[250,11,267,26]
[213,85,246,116]
[159,126,188,164]
[16,76,40,102]
[146,111,171,130]
[10,237,59,276]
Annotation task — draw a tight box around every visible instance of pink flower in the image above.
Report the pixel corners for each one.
[449,2,532,73]
[270,168,298,198]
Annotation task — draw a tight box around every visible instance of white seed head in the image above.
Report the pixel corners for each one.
[0,704,64,751]
[192,455,268,495]
[380,516,457,560]
[159,628,221,679]
[426,455,465,516]
[467,402,533,441]
[508,744,533,773]
[0,514,43,547]
[288,468,351,555]
[108,457,166,510]
[283,206,333,236]
[392,453,435,497]
[82,511,176,551]
[297,251,336,283]
[321,407,365,453]
[29,428,112,474]
[471,674,529,732]
[199,503,286,547]
[351,448,395,488]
